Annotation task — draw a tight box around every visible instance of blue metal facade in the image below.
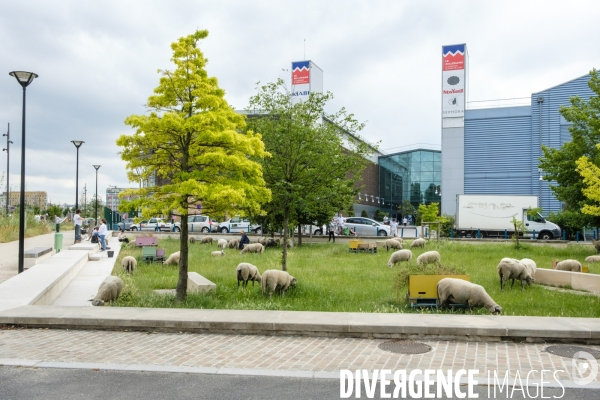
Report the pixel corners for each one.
[464,74,594,214]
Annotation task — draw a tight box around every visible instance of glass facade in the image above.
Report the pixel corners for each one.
[378,149,441,219]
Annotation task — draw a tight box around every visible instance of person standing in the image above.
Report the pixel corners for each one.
[336,213,345,235]
[328,218,336,243]
[98,218,110,251]
[390,218,398,237]
[238,230,250,250]
[403,217,408,227]
[73,209,83,243]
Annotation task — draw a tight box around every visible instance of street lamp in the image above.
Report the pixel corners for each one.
[2,123,13,216]
[71,140,84,210]
[9,70,38,274]
[93,165,100,226]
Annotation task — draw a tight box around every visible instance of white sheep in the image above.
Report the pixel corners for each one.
[163,251,180,266]
[520,258,537,278]
[121,256,137,273]
[286,238,294,248]
[236,262,262,288]
[257,237,266,244]
[585,255,600,263]
[387,249,413,268]
[217,238,228,249]
[261,269,296,297]
[91,276,123,306]
[555,259,582,272]
[417,250,441,267]
[228,238,240,249]
[189,236,196,244]
[385,239,402,252]
[200,236,213,244]
[211,250,225,257]
[265,238,280,247]
[437,278,502,315]
[410,238,426,248]
[240,243,264,255]
[391,237,403,244]
[497,258,534,291]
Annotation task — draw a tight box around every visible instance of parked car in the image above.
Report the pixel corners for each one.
[188,215,219,233]
[301,224,326,235]
[117,218,138,231]
[217,216,261,234]
[343,217,391,236]
[139,218,181,232]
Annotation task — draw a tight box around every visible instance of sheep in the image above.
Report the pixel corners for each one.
[265,238,280,247]
[585,255,600,263]
[437,278,502,315]
[163,251,180,266]
[387,249,413,268]
[261,269,296,297]
[417,250,441,267]
[497,258,534,291]
[228,238,240,249]
[286,239,294,248]
[555,259,582,272]
[240,243,264,255]
[257,237,266,245]
[217,238,228,249]
[211,250,225,257]
[121,256,137,273]
[236,262,262,288]
[385,239,402,252]
[520,258,537,278]
[200,236,213,244]
[391,237,403,244]
[410,238,426,248]
[189,236,196,244]
[592,239,600,254]
[91,276,123,306]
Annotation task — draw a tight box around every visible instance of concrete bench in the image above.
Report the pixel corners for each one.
[135,237,158,247]
[24,247,53,269]
[535,268,600,294]
[188,272,216,293]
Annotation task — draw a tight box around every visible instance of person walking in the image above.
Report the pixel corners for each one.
[73,209,83,243]
[328,218,336,243]
[390,218,398,237]
[98,218,110,251]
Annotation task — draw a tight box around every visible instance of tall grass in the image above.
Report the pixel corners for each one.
[112,239,600,317]
[0,214,53,243]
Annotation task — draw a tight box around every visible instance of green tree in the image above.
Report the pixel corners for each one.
[360,209,368,218]
[117,30,271,300]
[418,202,440,223]
[576,145,600,216]
[246,79,373,270]
[539,69,600,226]
[399,199,415,219]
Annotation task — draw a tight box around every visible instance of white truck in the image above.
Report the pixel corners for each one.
[455,194,561,239]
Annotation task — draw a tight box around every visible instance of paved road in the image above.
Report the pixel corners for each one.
[0,230,75,284]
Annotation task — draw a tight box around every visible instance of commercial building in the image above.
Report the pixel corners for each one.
[0,191,48,209]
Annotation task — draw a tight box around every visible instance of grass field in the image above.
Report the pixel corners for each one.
[112,238,600,317]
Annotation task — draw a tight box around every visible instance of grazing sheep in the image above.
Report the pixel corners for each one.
[121,256,137,273]
[497,258,534,291]
[437,278,502,315]
[211,250,225,257]
[410,238,426,248]
[585,255,600,263]
[240,243,264,255]
[520,258,537,278]
[391,237,403,244]
[217,238,228,249]
[189,236,196,244]
[228,238,240,249]
[385,239,403,252]
[261,269,296,297]
[163,251,180,266]
[387,249,413,268]
[200,236,213,244]
[257,237,266,245]
[286,239,293,248]
[555,259,582,272]
[265,238,280,247]
[592,239,600,254]
[91,276,123,306]
[236,262,262,288]
[417,250,441,267]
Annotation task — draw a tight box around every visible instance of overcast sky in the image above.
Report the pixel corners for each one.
[0,1,598,206]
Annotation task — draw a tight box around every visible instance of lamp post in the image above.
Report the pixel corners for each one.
[71,141,84,211]
[2,123,13,216]
[9,71,38,274]
[93,165,100,226]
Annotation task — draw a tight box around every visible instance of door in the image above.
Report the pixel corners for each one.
[524,211,546,238]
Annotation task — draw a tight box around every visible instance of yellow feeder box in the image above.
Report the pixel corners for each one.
[349,239,362,252]
[406,274,471,307]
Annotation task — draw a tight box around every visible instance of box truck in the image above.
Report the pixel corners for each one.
[455,195,561,239]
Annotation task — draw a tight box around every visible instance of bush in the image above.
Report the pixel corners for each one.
[373,209,388,222]
[360,210,368,218]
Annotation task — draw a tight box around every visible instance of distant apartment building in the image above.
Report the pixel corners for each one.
[0,191,48,209]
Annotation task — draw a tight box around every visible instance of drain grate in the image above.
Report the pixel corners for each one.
[378,340,431,355]
[546,345,600,359]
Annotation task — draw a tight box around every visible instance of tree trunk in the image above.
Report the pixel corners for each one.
[297,225,302,247]
[176,213,188,301]
[282,207,289,271]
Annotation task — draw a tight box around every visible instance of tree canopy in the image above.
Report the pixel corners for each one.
[246,79,375,270]
[576,144,600,217]
[539,69,600,226]
[117,30,270,300]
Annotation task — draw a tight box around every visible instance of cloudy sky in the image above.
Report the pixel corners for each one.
[0,1,598,206]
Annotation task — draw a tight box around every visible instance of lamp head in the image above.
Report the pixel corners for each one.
[71,140,84,148]
[9,71,38,88]
[93,165,101,170]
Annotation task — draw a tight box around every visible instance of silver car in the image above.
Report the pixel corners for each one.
[188,215,219,233]
[343,217,391,237]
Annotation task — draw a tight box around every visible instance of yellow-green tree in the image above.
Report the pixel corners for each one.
[117,30,271,301]
[576,145,600,216]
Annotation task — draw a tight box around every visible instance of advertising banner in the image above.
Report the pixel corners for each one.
[442,44,466,118]
[291,60,322,103]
